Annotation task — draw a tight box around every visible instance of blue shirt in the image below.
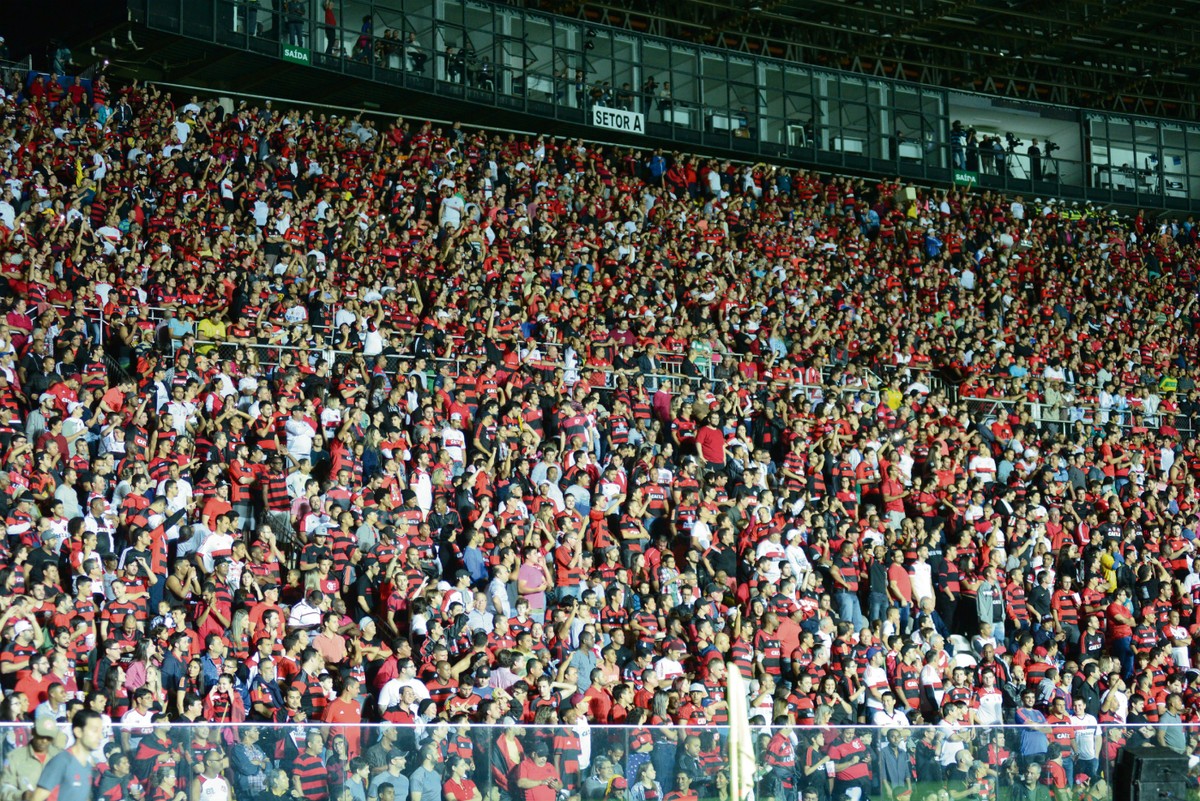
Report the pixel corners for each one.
[410,765,443,801]
[369,771,410,801]
[463,546,488,583]
[38,749,93,801]
[1015,707,1049,756]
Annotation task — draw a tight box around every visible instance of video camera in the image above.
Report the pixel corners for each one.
[1005,132,1023,150]
[1044,141,1060,155]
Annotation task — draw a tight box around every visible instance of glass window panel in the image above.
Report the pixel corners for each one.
[728,57,754,86]
[762,65,787,146]
[1186,131,1200,188]
[669,46,698,108]
[1133,121,1160,182]
[763,63,785,93]
[330,0,371,56]
[701,54,726,111]
[402,0,436,69]
[725,80,757,138]
[1160,127,1188,198]
[463,3,492,55]
[511,16,555,101]
[553,19,579,51]
[921,89,945,167]
[610,34,637,110]
[833,78,869,155]
[581,29,614,101]
[440,0,464,30]
[890,86,921,160]
[434,21,469,82]
[553,21,583,107]
[642,41,671,120]
[1107,119,1133,142]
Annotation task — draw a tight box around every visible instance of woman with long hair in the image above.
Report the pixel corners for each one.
[178,658,205,713]
[326,733,350,799]
[648,690,679,792]
[228,608,252,661]
[817,674,855,726]
[0,693,29,749]
[125,639,157,694]
[626,761,662,801]
[103,664,130,718]
[144,665,167,711]
[624,707,654,785]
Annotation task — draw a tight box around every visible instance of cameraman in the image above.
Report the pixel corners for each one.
[1028,138,1042,181]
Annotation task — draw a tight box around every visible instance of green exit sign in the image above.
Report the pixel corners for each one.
[282,45,310,65]
[953,168,978,185]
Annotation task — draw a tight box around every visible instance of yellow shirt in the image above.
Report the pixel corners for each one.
[196,318,227,355]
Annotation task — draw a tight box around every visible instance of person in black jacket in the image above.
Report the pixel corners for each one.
[1028,569,1053,621]
[674,735,711,796]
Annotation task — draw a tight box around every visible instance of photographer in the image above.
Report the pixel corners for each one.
[1028,139,1042,181]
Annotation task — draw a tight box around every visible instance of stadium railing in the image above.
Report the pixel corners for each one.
[186,337,885,411]
[0,720,1182,799]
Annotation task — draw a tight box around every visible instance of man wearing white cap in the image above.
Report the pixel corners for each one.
[3,612,42,682]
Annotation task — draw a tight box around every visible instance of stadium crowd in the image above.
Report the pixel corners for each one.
[1,68,1200,801]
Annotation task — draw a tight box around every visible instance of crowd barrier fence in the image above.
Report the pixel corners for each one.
[0,719,1189,801]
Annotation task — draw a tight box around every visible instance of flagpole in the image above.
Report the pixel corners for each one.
[727,662,756,801]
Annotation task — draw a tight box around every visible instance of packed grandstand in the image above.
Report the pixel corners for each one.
[0,57,1199,801]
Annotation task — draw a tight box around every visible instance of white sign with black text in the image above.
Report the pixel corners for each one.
[591,106,645,135]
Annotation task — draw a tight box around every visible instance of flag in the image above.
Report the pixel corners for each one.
[727,663,756,801]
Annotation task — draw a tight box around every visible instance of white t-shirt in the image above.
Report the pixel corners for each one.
[320,407,343,437]
[198,775,230,801]
[410,470,433,513]
[976,688,1005,726]
[120,708,154,747]
[936,720,966,766]
[969,454,997,480]
[442,426,466,464]
[284,417,316,461]
[653,656,684,682]
[440,194,465,228]
[1069,713,1100,760]
[863,665,889,710]
[197,532,236,572]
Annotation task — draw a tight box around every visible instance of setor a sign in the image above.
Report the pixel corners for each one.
[591,106,644,135]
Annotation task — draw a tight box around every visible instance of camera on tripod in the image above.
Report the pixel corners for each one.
[1044,141,1059,155]
[1005,132,1023,151]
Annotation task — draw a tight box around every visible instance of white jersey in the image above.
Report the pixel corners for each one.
[199,775,230,801]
